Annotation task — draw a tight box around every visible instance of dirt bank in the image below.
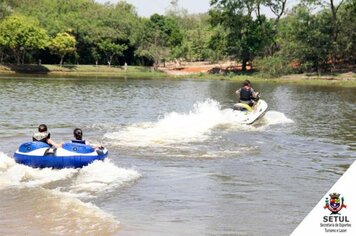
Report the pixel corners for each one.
[159,61,244,75]
[159,61,355,81]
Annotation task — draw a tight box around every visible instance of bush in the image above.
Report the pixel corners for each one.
[254,56,294,77]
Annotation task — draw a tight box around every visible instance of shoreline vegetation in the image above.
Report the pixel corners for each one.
[0,64,164,78]
[1,1,355,82]
[0,63,355,86]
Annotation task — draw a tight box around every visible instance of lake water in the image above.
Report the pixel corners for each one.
[0,75,355,235]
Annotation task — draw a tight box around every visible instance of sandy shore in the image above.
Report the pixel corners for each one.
[158,61,240,75]
[158,61,355,81]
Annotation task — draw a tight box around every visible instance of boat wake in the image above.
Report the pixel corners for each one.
[261,110,294,125]
[104,99,293,147]
[0,152,141,234]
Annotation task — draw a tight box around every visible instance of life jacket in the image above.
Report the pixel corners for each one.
[72,139,86,145]
[32,132,51,145]
[240,87,253,101]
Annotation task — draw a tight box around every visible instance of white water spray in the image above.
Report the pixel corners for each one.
[0,151,141,232]
[104,99,293,147]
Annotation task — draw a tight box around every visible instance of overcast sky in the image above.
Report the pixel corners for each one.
[97,0,211,17]
[96,0,303,18]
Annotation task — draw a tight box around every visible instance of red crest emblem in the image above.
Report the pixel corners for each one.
[324,193,346,214]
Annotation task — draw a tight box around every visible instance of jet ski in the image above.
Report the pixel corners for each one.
[13,141,108,169]
[233,97,268,125]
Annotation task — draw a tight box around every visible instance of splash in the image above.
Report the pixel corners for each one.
[0,153,140,197]
[65,159,141,199]
[104,99,237,146]
[0,152,140,234]
[104,99,293,147]
[0,152,77,188]
[262,111,294,125]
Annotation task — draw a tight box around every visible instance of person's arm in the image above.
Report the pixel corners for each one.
[251,88,258,98]
[235,88,241,96]
[47,139,62,148]
[85,140,102,149]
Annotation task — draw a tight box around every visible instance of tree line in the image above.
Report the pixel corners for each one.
[0,0,354,75]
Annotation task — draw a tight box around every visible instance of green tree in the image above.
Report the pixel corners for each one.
[136,14,183,69]
[49,32,76,66]
[276,5,332,73]
[266,0,288,26]
[210,0,274,70]
[166,1,213,62]
[0,13,48,64]
[302,0,347,69]
[208,24,228,65]
[97,39,127,67]
[6,0,139,65]
[337,0,356,64]
[0,1,12,20]
[91,47,101,66]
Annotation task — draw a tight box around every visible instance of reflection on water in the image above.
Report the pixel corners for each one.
[0,75,355,235]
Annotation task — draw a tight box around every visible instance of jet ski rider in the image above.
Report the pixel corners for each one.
[235,80,259,107]
[32,124,62,148]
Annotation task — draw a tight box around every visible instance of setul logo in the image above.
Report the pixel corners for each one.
[324,193,347,214]
[321,193,351,233]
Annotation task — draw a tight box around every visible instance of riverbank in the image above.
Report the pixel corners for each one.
[159,61,355,81]
[160,62,355,87]
[0,64,165,78]
[0,63,355,86]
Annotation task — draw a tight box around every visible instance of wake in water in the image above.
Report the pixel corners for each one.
[262,111,294,125]
[0,153,77,188]
[104,99,293,147]
[64,159,140,199]
[0,152,141,234]
[0,152,140,197]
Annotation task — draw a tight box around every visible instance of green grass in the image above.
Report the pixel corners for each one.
[0,64,166,78]
[173,71,356,87]
[0,64,355,87]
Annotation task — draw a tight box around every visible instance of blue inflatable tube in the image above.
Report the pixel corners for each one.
[14,141,108,169]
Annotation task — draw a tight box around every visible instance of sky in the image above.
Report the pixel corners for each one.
[96,0,303,18]
[97,0,211,17]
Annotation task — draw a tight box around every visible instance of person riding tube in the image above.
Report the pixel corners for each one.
[32,124,62,148]
[72,128,102,149]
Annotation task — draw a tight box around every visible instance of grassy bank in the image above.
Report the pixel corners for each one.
[0,64,355,87]
[174,71,356,87]
[0,64,166,78]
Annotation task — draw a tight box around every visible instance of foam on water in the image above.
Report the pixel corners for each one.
[0,152,77,188]
[105,99,224,146]
[0,152,141,233]
[0,153,140,194]
[104,99,293,147]
[64,159,141,199]
[262,111,294,125]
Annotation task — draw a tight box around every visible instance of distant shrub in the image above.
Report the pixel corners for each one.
[254,56,294,77]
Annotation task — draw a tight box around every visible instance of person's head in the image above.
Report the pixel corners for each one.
[73,128,83,140]
[243,80,251,87]
[38,124,48,133]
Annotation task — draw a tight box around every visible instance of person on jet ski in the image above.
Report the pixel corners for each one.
[72,128,102,149]
[32,124,62,148]
[235,80,259,107]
